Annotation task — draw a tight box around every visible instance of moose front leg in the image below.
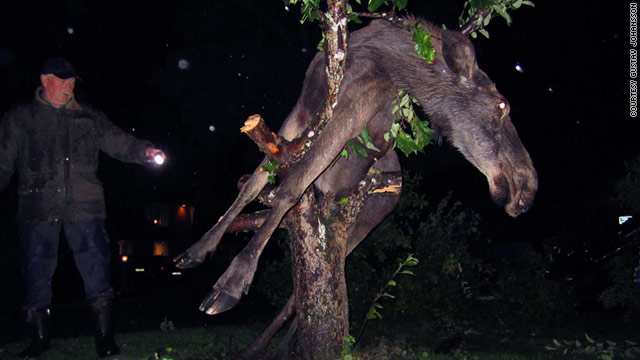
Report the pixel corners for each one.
[174,170,270,269]
[198,102,383,315]
[197,161,344,314]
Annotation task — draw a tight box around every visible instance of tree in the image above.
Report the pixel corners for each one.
[174,1,535,359]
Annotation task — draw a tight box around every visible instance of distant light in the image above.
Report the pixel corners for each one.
[153,219,159,224]
[208,125,216,132]
[514,62,524,73]
[67,27,74,35]
[619,215,633,224]
[121,256,128,262]
[135,268,145,272]
[171,272,182,276]
[178,59,190,70]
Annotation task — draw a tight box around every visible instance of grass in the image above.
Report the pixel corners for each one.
[0,324,262,360]
[1,318,633,360]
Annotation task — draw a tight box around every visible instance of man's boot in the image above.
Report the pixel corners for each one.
[91,299,120,357]
[19,308,51,359]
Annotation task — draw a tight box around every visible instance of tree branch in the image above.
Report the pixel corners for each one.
[460,7,491,36]
[226,210,270,233]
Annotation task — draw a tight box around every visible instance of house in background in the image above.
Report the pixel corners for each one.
[116,203,195,289]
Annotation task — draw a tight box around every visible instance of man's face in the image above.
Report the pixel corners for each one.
[40,74,76,108]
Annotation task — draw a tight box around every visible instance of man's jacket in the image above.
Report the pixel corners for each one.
[0,88,153,224]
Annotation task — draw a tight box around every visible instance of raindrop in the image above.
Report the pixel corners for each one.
[547,84,554,93]
[131,128,136,132]
[208,125,216,132]
[514,62,524,73]
[67,27,74,35]
[178,59,190,70]
[237,73,242,77]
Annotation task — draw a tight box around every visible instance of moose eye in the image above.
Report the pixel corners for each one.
[497,100,507,111]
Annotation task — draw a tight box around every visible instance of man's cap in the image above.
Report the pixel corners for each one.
[41,57,80,79]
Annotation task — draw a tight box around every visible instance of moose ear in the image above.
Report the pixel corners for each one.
[442,29,478,85]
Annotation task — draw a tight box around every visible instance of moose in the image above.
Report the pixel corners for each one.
[174,15,538,356]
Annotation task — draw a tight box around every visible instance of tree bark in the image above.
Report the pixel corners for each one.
[287,190,349,360]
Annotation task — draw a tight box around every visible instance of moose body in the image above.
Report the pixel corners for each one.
[175,17,537,330]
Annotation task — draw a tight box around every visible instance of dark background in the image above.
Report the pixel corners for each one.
[0,0,636,342]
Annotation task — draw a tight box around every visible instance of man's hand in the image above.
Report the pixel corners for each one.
[145,147,166,165]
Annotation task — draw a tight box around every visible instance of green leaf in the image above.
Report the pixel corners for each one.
[357,127,381,152]
[470,0,494,8]
[264,160,280,184]
[412,26,436,64]
[395,131,419,157]
[346,140,369,158]
[387,280,397,286]
[348,13,362,24]
[394,0,408,10]
[400,270,416,275]
[338,197,349,205]
[584,334,594,343]
[368,0,386,12]
[409,118,434,151]
[341,148,349,159]
[263,160,280,173]
[483,13,492,26]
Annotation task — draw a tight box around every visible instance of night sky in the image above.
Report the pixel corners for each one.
[0,1,636,275]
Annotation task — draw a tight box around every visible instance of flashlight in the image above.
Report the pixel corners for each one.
[146,152,165,166]
[153,153,165,165]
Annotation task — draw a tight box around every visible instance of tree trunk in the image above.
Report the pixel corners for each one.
[285,1,350,357]
[288,189,349,360]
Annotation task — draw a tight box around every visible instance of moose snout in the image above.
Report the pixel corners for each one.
[506,167,538,217]
[516,197,530,214]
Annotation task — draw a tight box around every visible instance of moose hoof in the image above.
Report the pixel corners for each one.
[199,287,240,315]
[173,252,203,269]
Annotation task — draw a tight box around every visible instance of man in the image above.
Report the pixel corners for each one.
[0,57,166,358]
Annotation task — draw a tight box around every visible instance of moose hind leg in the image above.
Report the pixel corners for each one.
[200,190,302,315]
[347,151,402,254]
